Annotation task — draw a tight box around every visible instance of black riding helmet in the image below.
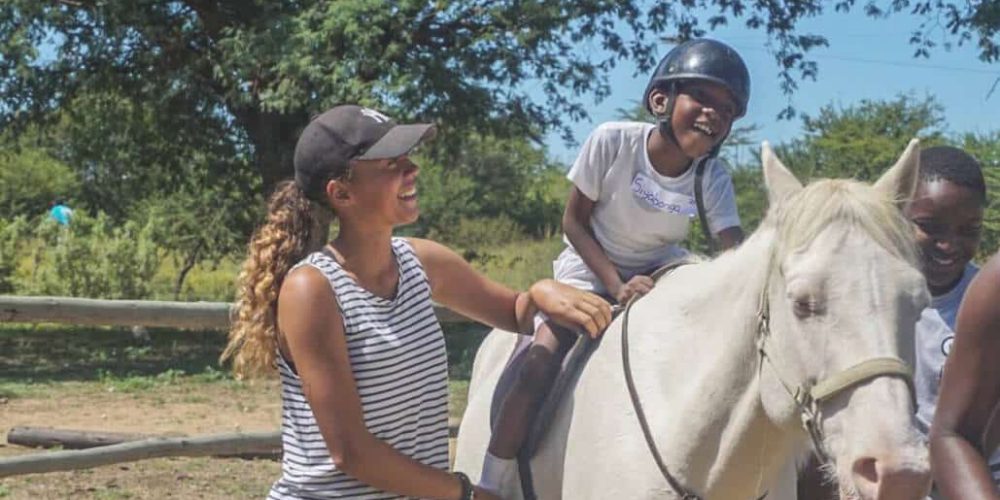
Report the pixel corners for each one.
[643,39,750,156]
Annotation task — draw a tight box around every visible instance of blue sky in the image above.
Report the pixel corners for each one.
[541,7,1000,165]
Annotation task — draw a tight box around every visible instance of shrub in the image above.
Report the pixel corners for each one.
[429,216,525,252]
[21,212,161,299]
[0,217,31,293]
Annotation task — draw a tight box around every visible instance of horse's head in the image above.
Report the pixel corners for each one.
[756,140,931,499]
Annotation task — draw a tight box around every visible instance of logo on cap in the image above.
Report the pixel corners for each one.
[360,108,390,124]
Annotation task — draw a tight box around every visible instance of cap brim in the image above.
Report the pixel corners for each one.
[356,123,436,160]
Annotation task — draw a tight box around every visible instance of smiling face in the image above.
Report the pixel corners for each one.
[330,155,421,228]
[905,179,984,295]
[649,80,737,159]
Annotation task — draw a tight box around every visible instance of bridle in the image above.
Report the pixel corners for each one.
[621,262,916,500]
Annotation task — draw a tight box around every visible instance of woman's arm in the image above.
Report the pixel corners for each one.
[931,254,1000,499]
[276,267,472,500]
[410,238,612,338]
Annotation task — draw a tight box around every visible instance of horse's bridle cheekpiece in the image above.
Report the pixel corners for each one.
[620,262,916,500]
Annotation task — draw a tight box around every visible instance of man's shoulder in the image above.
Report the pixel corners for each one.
[590,121,652,140]
[699,156,734,181]
[594,121,655,134]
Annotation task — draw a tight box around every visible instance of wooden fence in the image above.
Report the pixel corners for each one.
[0,295,472,329]
[0,295,474,478]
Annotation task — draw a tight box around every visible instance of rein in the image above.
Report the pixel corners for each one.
[620,264,916,499]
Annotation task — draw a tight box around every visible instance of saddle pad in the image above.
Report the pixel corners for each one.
[487,323,604,459]
[487,257,702,458]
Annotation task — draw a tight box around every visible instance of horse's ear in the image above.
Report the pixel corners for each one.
[874,139,920,207]
[762,141,803,205]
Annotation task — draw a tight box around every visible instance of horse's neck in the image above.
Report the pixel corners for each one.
[635,230,798,495]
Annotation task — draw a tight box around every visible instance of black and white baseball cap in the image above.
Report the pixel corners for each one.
[293,105,436,201]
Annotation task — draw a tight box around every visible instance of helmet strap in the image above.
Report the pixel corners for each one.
[707,130,729,158]
[656,83,680,148]
[656,82,730,160]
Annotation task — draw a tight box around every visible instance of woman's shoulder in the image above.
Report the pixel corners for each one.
[278,264,341,322]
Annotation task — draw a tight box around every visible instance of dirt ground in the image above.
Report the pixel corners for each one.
[0,325,474,499]
[0,378,283,499]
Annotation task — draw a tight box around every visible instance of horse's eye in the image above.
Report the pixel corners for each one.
[793,299,823,319]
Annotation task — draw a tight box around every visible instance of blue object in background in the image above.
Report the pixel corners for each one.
[49,203,73,225]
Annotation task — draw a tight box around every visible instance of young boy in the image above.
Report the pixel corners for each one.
[908,146,995,496]
[480,38,750,494]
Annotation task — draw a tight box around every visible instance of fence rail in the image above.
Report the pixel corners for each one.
[0,295,472,329]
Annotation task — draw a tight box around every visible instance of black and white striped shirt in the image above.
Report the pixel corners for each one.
[269,238,450,499]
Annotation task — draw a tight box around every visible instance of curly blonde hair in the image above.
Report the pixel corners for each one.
[221,181,332,378]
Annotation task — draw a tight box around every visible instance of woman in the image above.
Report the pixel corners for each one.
[222,104,612,499]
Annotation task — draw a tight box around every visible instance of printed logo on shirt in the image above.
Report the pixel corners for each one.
[631,173,698,217]
[940,335,954,357]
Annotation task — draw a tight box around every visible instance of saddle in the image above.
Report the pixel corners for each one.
[486,258,699,500]
[487,321,604,459]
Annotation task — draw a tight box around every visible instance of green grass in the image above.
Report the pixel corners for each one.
[1,236,564,404]
[449,379,470,421]
[11,234,561,302]
[467,237,564,291]
[0,323,231,389]
[148,255,241,302]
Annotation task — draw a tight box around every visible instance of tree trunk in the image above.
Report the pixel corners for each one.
[173,240,204,300]
[238,108,309,194]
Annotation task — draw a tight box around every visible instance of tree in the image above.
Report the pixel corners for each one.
[722,94,945,242]
[772,94,946,183]
[33,90,258,221]
[0,142,80,219]
[2,1,996,193]
[959,131,1000,258]
[413,133,568,240]
[730,95,1000,262]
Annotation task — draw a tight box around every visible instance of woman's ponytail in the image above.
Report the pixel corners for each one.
[221,181,331,378]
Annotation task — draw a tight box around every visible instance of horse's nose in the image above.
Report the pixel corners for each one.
[850,456,931,500]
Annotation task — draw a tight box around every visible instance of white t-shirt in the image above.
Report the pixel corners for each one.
[564,121,741,273]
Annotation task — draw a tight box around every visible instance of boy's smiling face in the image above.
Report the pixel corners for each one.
[905,179,984,295]
[648,80,737,159]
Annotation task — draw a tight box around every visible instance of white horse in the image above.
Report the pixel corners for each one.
[455,141,932,500]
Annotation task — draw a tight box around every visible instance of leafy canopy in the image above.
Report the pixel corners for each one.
[2,1,997,190]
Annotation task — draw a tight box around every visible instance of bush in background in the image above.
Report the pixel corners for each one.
[0,217,31,293]
[20,212,160,299]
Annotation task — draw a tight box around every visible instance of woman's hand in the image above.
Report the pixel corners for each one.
[529,279,613,338]
[612,275,654,305]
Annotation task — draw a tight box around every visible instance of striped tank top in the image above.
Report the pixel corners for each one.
[268,238,450,499]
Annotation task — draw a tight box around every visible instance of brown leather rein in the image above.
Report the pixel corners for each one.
[620,264,915,500]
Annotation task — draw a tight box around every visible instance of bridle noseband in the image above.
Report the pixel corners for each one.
[621,265,916,500]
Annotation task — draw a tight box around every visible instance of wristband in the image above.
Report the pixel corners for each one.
[453,471,474,500]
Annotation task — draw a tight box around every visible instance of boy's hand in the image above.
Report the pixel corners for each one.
[471,486,500,500]
[528,280,612,338]
[614,275,654,305]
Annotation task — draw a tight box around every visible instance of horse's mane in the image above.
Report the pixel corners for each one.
[765,179,919,266]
